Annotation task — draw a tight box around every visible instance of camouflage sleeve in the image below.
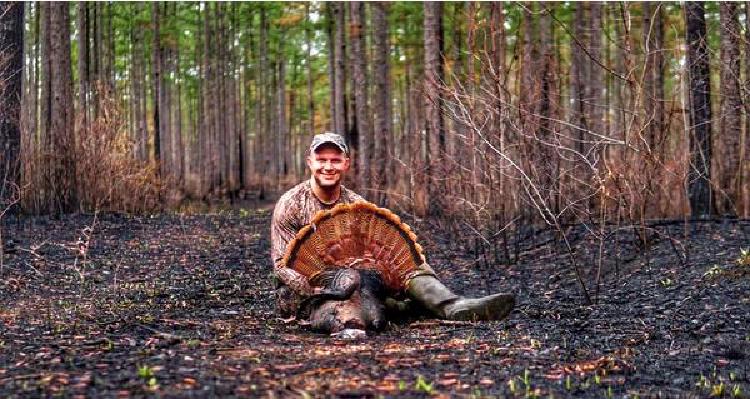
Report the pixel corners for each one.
[346,188,368,204]
[270,196,313,295]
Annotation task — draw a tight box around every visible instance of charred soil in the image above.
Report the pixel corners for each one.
[1,211,749,398]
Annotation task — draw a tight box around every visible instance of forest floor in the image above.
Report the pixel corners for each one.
[0,208,749,398]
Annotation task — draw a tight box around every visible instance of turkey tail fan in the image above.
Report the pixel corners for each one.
[282,201,426,293]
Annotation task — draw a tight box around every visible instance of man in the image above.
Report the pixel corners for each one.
[270,132,515,324]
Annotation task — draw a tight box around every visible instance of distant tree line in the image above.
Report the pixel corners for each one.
[0,2,748,230]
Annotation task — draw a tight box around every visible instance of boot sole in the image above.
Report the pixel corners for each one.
[450,294,515,321]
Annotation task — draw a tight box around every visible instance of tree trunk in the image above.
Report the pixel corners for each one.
[42,2,75,214]
[642,2,664,150]
[685,2,712,218]
[570,3,588,155]
[350,1,369,194]
[76,2,89,132]
[744,2,750,217]
[539,2,559,211]
[325,3,336,130]
[172,2,183,186]
[588,2,604,138]
[0,1,24,203]
[520,2,539,135]
[423,1,445,215]
[718,2,742,216]
[277,46,287,187]
[305,3,315,141]
[332,2,347,136]
[371,2,390,206]
[151,2,162,170]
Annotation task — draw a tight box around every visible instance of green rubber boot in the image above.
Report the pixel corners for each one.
[407,275,515,321]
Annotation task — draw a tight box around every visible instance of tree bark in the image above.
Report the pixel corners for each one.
[332,2,347,136]
[371,2,390,206]
[42,2,75,214]
[718,2,742,215]
[151,2,162,170]
[277,45,287,186]
[588,2,604,138]
[76,2,89,131]
[305,2,315,141]
[744,2,750,217]
[257,5,268,197]
[685,2,712,218]
[423,1,445,215]
[0,2,24,202]
[325,3,336,130]
[642,2,664,150]
[350,1,369,194]
[570,3,587,155]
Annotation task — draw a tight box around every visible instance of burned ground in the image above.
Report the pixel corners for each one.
[1,210,748,398]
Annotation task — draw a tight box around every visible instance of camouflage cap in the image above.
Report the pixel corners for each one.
[310,132,348,155]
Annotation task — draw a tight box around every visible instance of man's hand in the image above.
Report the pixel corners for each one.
[275,267,314,295]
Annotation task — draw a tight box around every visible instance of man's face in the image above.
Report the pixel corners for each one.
[307,145,350,188]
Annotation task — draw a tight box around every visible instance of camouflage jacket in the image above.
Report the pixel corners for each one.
[270,179,365,294]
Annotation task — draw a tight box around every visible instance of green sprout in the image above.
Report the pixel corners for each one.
[137,364,154,379]
[703,265,723,279]
[414,375,433,394]
[711,382,725,397]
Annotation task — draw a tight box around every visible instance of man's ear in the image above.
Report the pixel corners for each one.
[306,154,312,170]
[342,156,351,171]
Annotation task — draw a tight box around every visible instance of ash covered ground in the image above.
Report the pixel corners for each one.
[1,210,748,398]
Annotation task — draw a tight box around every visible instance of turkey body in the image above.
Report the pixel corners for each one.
[298,269,387,333]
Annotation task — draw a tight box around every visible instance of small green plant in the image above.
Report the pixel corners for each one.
[523,369,533,397]
[703,265,722,279]
[398,380,406,392]
[736,248,750,266]
[697,374,708,389]
[137,364,154,379]
[565,375,572,391]
[508,378,517,394]
[711,382,725,397]
[659,278,673,287]
[414,375,433,394]
[523,369,531,387]
[732,384,742,397]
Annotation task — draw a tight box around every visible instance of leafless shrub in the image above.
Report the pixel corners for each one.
[21,83,165,214]
[432,37,691,304]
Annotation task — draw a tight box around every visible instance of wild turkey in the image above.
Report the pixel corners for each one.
[283,201,426,332]
[299,269,387,332]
